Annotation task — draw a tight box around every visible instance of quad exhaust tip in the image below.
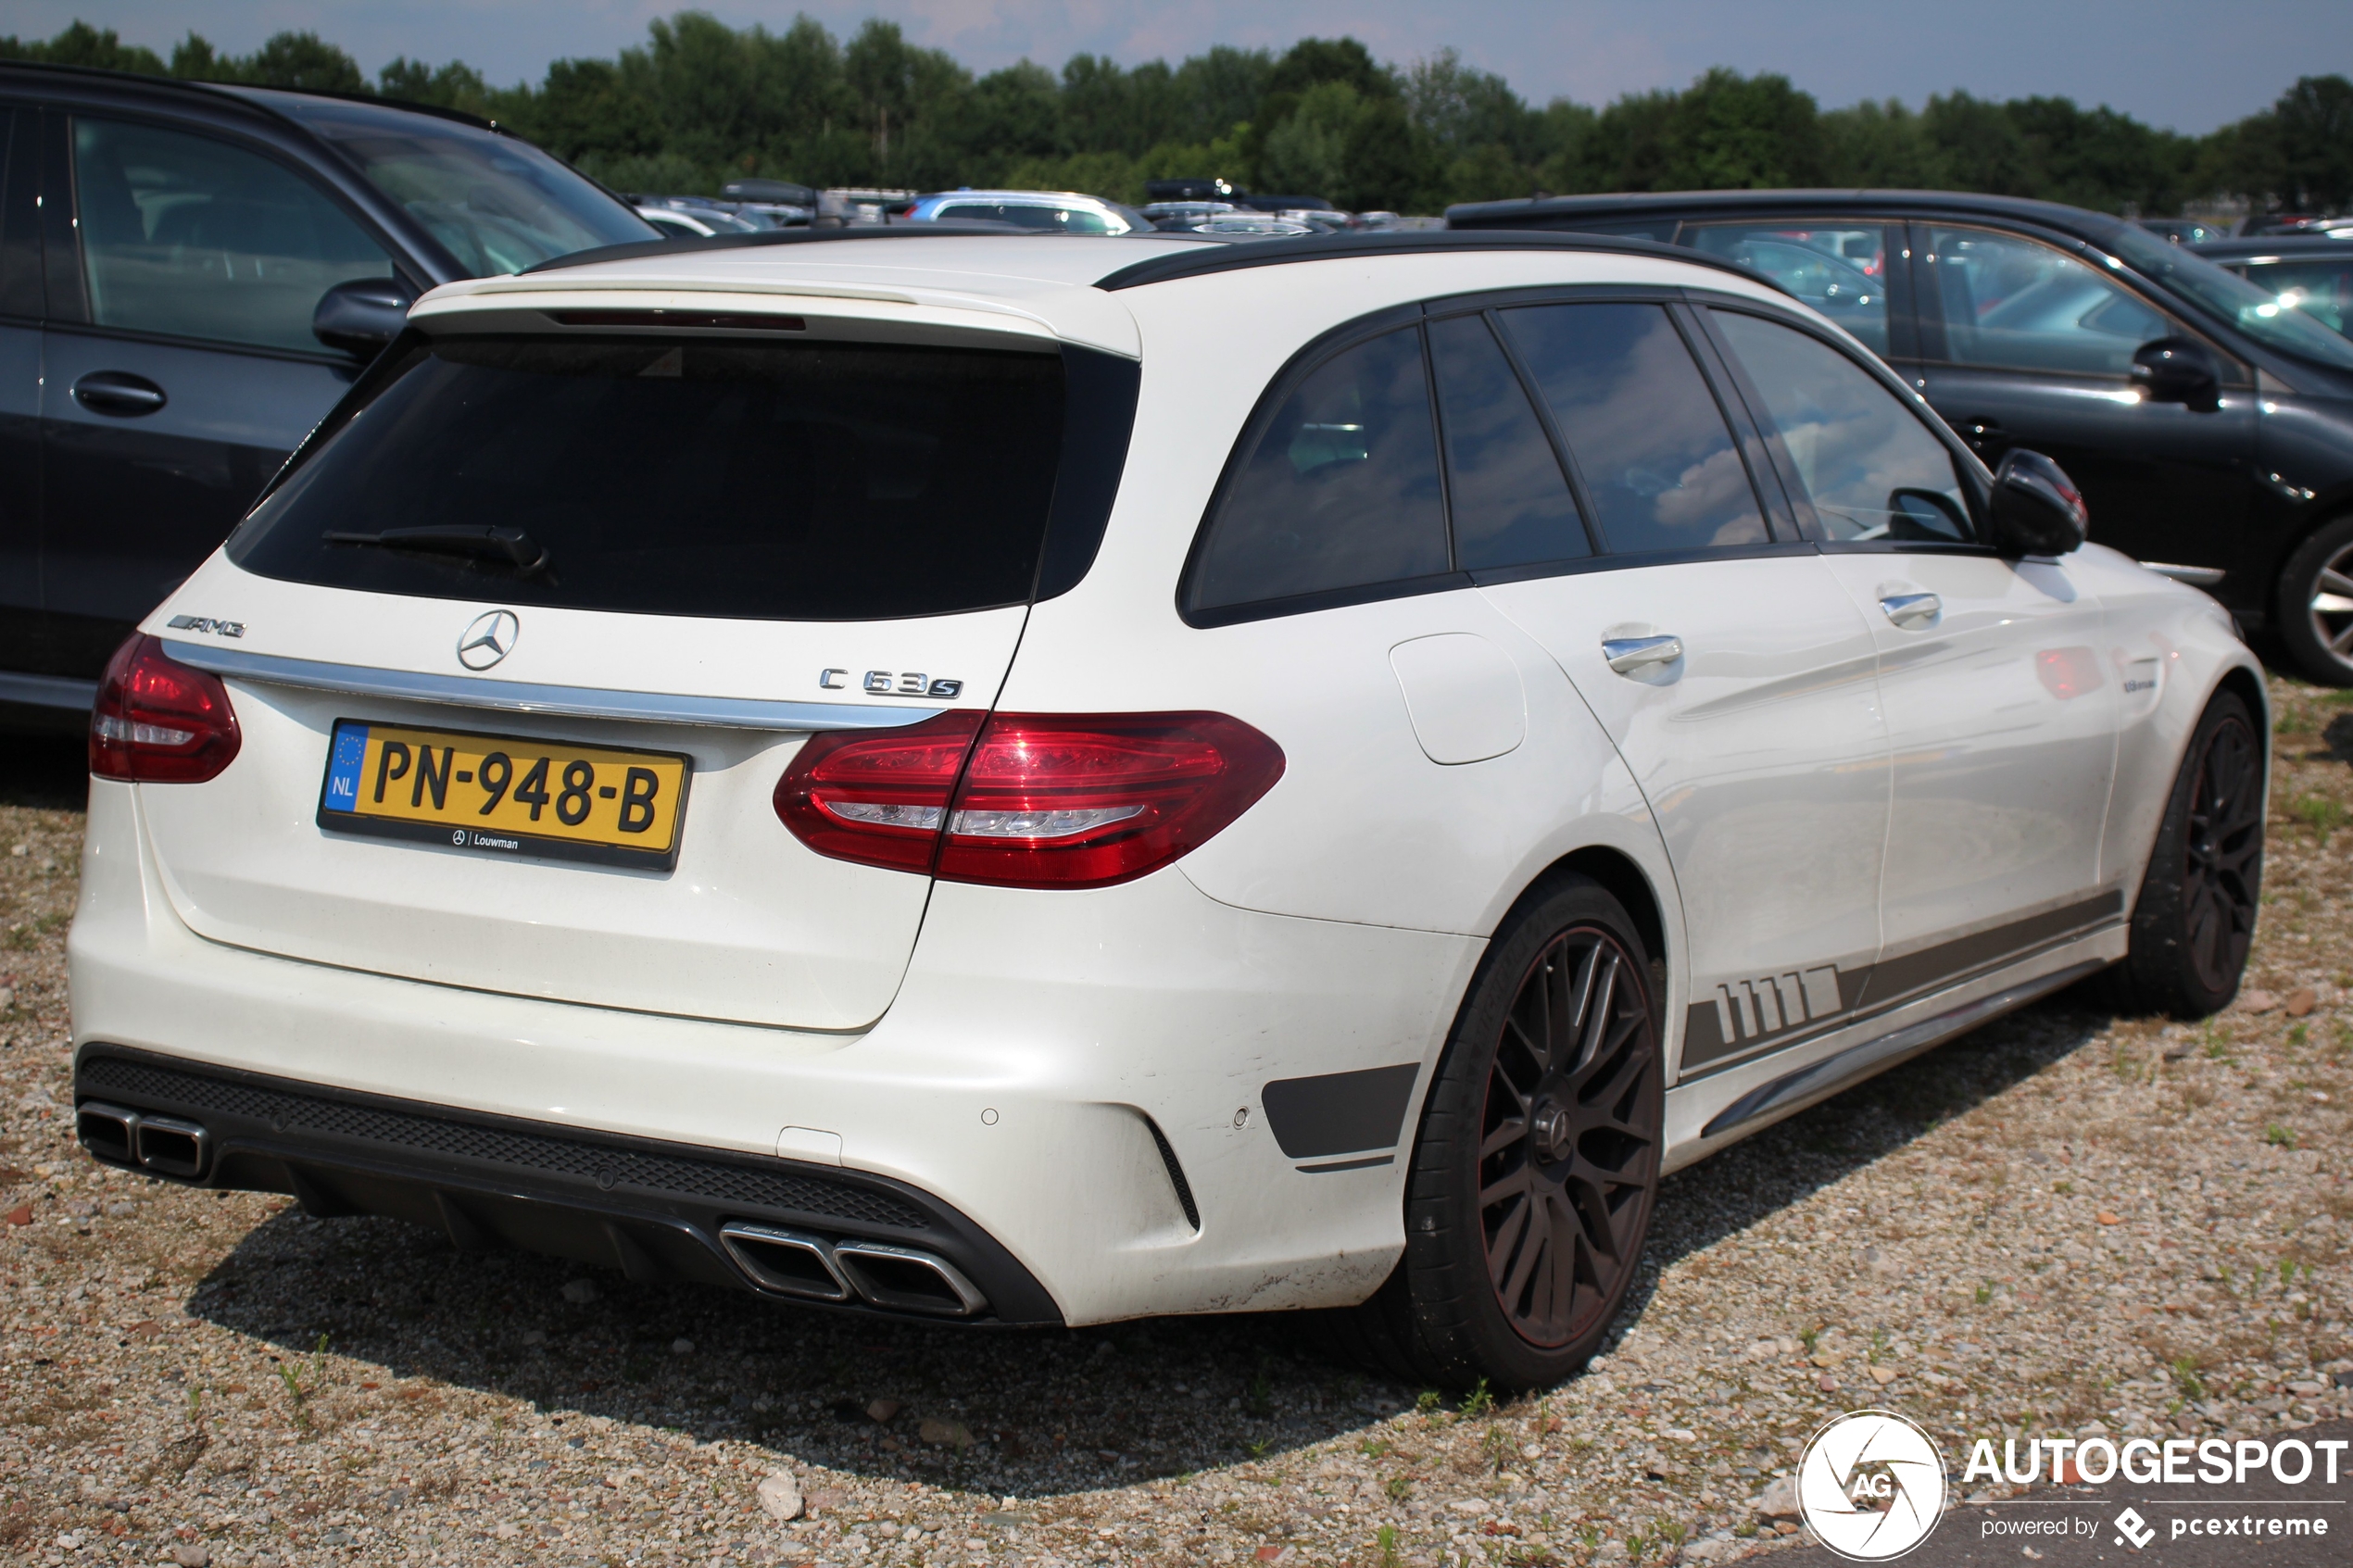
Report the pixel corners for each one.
[719,1222,986,1317]
[76,1101,211,1179]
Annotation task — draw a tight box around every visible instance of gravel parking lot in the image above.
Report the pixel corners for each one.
[7,672,2353,1568]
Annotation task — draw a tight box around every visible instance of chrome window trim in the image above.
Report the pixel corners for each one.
[160,641,942,732]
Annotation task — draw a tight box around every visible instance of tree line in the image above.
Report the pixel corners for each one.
[6,15,2349,217]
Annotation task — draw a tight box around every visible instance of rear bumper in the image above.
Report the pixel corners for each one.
[73,1044,1059,1323]
[69,777,1485,1324]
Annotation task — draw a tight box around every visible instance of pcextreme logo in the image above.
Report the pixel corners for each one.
[1798,1410,1950,1561]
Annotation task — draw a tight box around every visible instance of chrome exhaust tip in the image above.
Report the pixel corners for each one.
[832,1240,988,1317]
[76,1100,141,1164]
[135,1114,210,1179]
[719,1222,853,1302]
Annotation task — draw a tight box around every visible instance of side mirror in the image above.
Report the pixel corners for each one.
[1989,449,2089,557]
[313,278,414,360]
[2131,336,2221,412]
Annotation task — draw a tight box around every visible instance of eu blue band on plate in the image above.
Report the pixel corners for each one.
[322,723,369,813]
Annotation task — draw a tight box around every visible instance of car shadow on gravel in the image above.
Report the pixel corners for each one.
[0,731,89,812]
[1612,990,2118,1341]
[182,1203,1404,1499]
[173,993,2112,1499]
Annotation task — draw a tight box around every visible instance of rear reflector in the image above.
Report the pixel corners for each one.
[90,634,242,784]
[774,711,1283,889]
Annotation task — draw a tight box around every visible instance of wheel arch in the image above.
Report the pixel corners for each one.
[1502,844,1672,1009]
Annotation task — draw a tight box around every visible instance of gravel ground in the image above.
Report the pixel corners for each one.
[6,673,2353,1568]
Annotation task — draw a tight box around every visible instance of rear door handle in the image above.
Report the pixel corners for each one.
[1880,592,1942,629]
[72,370,168,417]
[1602,633,1683,674]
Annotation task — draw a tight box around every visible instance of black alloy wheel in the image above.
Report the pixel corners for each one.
[2177,706,2264,997]
[1478,925,1660,1350]
[2107,689,2265,1018]
[1334,875,1663,1391]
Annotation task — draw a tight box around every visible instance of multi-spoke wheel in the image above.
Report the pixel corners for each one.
[1337,875,1662,1391]
[1477,927,1659,1350]
[2108,689,2265,1018]
[2279,517,2353,686]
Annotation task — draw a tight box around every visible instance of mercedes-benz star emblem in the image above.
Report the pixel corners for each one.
[457,609,520,671]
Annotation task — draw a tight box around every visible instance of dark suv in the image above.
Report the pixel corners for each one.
[0,63,657,723]
[1448,190,2353,684]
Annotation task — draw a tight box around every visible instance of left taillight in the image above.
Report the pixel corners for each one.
[774,710,1284,889]
[90,634,242,784]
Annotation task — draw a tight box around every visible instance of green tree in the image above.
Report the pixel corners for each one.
[0,19,166,73]
[1661,69,1823,189]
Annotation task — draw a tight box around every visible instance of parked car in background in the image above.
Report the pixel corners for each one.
[633,202,761,240]
[904,190,1149,235]
[1143,199,1236,231]
[69,228,2259,1390]
[2192,235,2353,338]
[0,61,658,725]
[2139,218,2236,245]
[721,178,816,227]
[1447,189,2353,683]
[1189,212,1317,237]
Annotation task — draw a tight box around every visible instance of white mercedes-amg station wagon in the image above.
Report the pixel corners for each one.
[69,229,2263,1388]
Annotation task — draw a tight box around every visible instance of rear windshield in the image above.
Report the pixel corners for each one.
[228,335,1068,621]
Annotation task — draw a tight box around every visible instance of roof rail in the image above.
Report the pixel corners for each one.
[517,220,1202,277]
[0,57,497,132]
[1090,229,1787,294]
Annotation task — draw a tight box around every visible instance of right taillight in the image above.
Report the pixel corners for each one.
[90,634,242,784]
[773,710,1283,889]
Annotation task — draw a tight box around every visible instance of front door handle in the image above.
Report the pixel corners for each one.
[1602,633,1683,674]
[1880,592,1942,629]
[72,370,168,417]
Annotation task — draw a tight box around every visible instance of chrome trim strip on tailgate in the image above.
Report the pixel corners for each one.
[161,641,941,732]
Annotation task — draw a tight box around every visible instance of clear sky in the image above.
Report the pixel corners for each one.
[11,0,2347,135]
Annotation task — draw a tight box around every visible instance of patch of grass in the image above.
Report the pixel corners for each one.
[1459,1378,1495,1420]
[2291,795,2347,843]
[1241,1436,1271,1459]
[2268,1123,2299,1149]
[1359,1436,1389,1459]
[1415,1389,1442,1416]
[2289,1023,2310,1050]
[2171,1357,2208,1401]
[1386,1474,1414,1501]
[1975,1281,1995,1305]
[1375,1524,1402,1568]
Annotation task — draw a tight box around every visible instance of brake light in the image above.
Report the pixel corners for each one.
[89,634,243,784]
[773,710,1283,889]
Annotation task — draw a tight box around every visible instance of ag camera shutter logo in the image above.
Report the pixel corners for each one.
[1798,1410,1949,1561]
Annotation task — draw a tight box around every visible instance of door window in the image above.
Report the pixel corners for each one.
[72,117,394,354]
[1712,310,1973,544]
[1426,312,1590,571]
[1684,224,1894,356]
[1500,302,1768,555]
[1190,324,1448,612]
[2233,257,2353,338]
[1925,226,2169,376]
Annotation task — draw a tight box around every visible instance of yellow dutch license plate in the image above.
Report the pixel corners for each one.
[316,719,691,870]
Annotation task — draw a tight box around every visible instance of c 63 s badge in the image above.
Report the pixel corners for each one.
[820,669,963,698]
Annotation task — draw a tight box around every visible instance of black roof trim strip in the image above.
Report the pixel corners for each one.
[1090,229,1787,294]
[0,58,497,132]
[519,220,1197,277]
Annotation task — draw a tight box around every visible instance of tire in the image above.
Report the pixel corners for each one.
[1340,874,1664,1392]
[2275,515,2353,686]
[2106,688,2265,1018]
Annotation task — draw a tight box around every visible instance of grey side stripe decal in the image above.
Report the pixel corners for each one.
[1260,1064,1420,1166]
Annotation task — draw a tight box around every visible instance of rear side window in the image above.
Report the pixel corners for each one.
[1426,313,1589,571]
[1712,310,1973,544]
[1502,303,1768,555]
[230,335,1069,621]
[1188,324,1448,611]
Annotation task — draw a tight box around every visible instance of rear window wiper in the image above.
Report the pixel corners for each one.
[324,524,551,575]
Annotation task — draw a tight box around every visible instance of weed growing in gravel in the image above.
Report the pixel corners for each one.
[2293,795,2347,842]
[1459,1378,1495,1419]
[1415,1390,1441,1415]
[2171,1357,2208,1400]
[1386,1474,1414,1501]
[1976,1281,1995,1305]
[1375,1524,1402,1567]
[2268,1123,2299,1148]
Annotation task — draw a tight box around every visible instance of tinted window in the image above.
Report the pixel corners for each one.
[2108,225,2353,370]
[1427,313,1589,571]
[1502,303,1768,555]
[1713,311,1972,544]
[1191,325,1448,610]
[230,336,1066,621]
[73,118,394,353]
[1684,223,1893,355]
[1927,227,2169,376]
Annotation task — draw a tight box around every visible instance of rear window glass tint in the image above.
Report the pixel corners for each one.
[1427,313,1590,571]
[229,335,1065,621]
[1501,303,1768,555]
[1190,324,1448,610]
